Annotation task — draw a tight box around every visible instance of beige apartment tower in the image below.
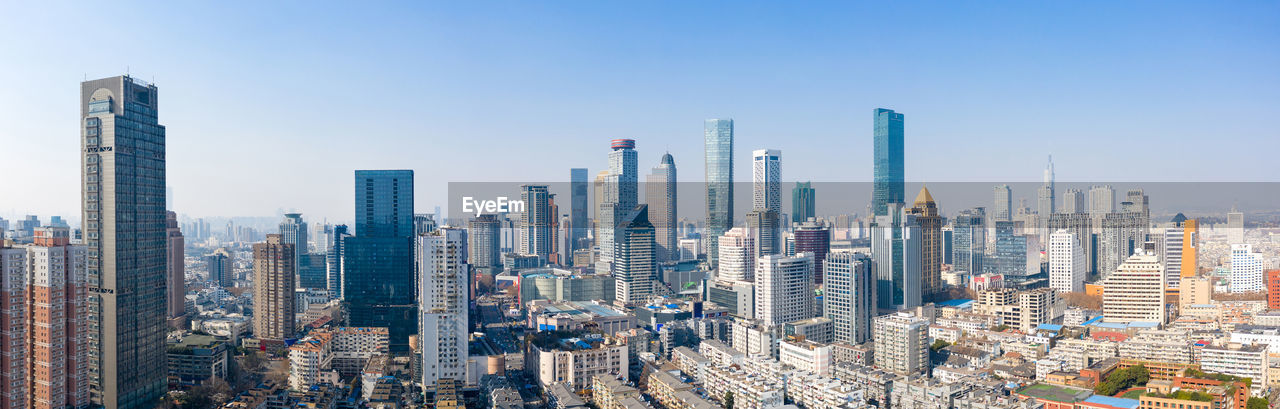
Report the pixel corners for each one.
[253,234,296,343]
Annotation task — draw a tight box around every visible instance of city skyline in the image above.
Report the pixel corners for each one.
[2,2,1278,221]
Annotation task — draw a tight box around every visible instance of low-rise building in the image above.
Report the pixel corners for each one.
[528,333,629,390]
[1199,343,1269,394]
[647,370,718,409]
[287,327,389,391]
[699,339,744,367]
[166,334,228,388]
[528,300,636,334]
[779,339,833,376]
[785,317,835,344]
[702,364,784,409]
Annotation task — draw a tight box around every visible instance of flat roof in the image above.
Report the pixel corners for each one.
[1083,395,1140,409]
[937,299,974,308]
[1018,383,1092,403]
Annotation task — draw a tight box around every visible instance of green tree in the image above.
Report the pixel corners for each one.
[725,391,735,409]
[931,339,951,351]
[1247,397,1268,409]
[991,325,1011,332]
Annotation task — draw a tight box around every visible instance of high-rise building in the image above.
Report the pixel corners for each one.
[991,221,1039,281]
[646,153,677,262]
[871,109,905,217]
[993,184,1013,222]
[1048,213,1095,276]
[872,203,921,309]
[207,248,233,288]
[614,205,656,305]
[279,213,308,274]
[345,170,416,352]
[26,227,92,409]
[793,220,830,284]
[520,185,553,259]
[570,168,590,261]
[418,227,470,383]
[752,149,782,214]
[1227,208,1245,244]
[414,213,438,236]
[253,234,296,343]
[873,313,928,375]
[908,186,942,298]
[951,208,986,275]
[705,119,734,269]
[1036,156,1055,243]
[166,211,185,327]
[1267,270,1280,310]
[717,227,755,282]
[1088,185,1116,215]
[1181,218,1198,278]
[792,182,815,224]
[326,225,349,297]
[1048,230,1085,293]
[755,253,815,326]
[596,139,638,274]
[973,288,1062,332]
[1229,244,1264,293]
[81,75,168,409]
[0,242,26,409]
[1098,212,1148,276]
[746,209,781,257]
[468,214,501,275]
[1101,248,1165,324]
[1061,189,1085,214]
[823,251,873,344]
[1162,214,1191,288]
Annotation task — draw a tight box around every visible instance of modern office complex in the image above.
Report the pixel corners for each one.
[166,211,185,327]
[569,168,590,262]
[646,153,677,262]
[823,251,873,344]
[792,182,815,224]
[704,119,734,269]
[1101,248,1165,324]
[596,139,639,274]
[1230,244,1264,293]
[468,214,502,275]
[613,205,656,305]
[872,203,921,310]
[755,253,815,326]
[908,186,942,298]
[717,227,755,282]
[993,184,1012,222]
[951,207,986,275]
[520,185,553,259]
[871,108,904,216]
[792,220,830,284]
[344,170,416,352]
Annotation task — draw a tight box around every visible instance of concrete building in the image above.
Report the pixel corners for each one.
[784,317,834,344]
[520,185,554,259]
[528,334,629,390]
[993,185,1013,222]
[779,339,833,376]
[287,327,389,391]
[1199,343,1268,394]
[1101,249,1165,324]
[873,312,928,375]
[253,234,296,343]
[974,288,1062,333]
[614,205,657,305]
[278,213,308,281]
[910,186,944,299]
[165,334,228,388]
[1226,209,1245,244]
[1229,244,1263,293]
[468,214,502,275]
[717,227,755,282]
[872,203,921,309]
[206,248,233,288]
[519,268,616,303]
[1048,230,1085,293]
[793,219,830,284]
[166,211,186,328]
[596,139,639,274]
[1180,276,1212,308]
[527,300,635,334]
[646,153,678,262]
[419,227,470,383]
[345,169,417,352]
[755,253,815,326]
[81,75,169,409]
[952,208,987,276]
[18,227,91,409]
[823,250,874,344]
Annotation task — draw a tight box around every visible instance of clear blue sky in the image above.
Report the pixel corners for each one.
[1,1,1276,223]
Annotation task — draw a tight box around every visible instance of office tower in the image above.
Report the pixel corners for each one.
[279,213,308,271]
[992,221,1039,281]
[1048,213,1095,276]
[823,251,873,344]
[793,220,830,284]
[1227,208,1245,244]
[871,108,905,216]
[1036,156,1055,244]
[1101,248,1165,324]
[418,227,470,383]
[414,213,438,236]
[993,184,1012,222]
[207,248,233,287]
[1048,230,1085,293]
[951,208,986,275]
[746,209,781,257]
[1124,189,1150,220]
[345,170,416,352]
[705,119,734,269]
[81,75,168,409]
[1098,212,1147,276]
[908,186,942,298]
[326,225,349,297]
[596,139,638,273]
[1061,189,1085,214]
[752,149,782,213]
[312,223,332,254]
[614,205,656,305]
[646,153,677,262]
[872,203,921,309]
[792,182,816,224]
[570,168,590,260]
[253,234,296,343]
[755,253,815,326]
[717,227,755,282]
[873,313,928,375]
[26,227,91,409]
[519,185,553,259]
[1163,214,1189,288]
[166,211,185,327]
[467,214,501,275]
[1088,185,1116,215]
[1230,244,1264,293]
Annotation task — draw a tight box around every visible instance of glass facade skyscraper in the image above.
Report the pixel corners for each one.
[344,170,416,352]
[81,75,168,409]
[792,181,815,224]
[704,119,734,269]
[569,168,590,261]
[871,108,904,216]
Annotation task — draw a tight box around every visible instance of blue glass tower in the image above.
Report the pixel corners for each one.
[344,170,416,352]
[704,119,734,269]
[871,108,904,216]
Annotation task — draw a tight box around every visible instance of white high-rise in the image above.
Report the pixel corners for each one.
[873,313,929,375]
[418,227,470,382]
[752,149,782,215]
[1227,209,1245,244]
[1048,230,1085,293]
[993,184,1012,222]
[755,253,815,326]
[823,251,873,344]
[717,227,755,282]
[1088,185,1116,215]
[1229,244,1263,293]
[1101,249,1165,324]
[1061,189,1085,214]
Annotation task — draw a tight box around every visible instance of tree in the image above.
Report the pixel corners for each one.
[1061,291,1103,309]
[241,350,264,373]
[1248,397,1269,409]
[725,391,735,409]
[931,339,951,351]
[991,325,1011,332]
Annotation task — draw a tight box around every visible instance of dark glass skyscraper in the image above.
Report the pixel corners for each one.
[344,170,416,352]
[81,75,168,409]
[569,168,590,262]
[792,181,815,224]
[871,108,905,216]
[704,119,734,269]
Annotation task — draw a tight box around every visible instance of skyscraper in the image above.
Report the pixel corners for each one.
[792,182,815,224]
[752,149,782,214]
[166,211,185,328]
[207,248,233,288]
[279,213,308,270]
[1048,230,1085,293]
[646,153,677,262]
[1088,185,1116,215]
[716,227,755,282]
[468,214,501,275]
[326,225,349,297]
[872,203,921,309]
[1061,189,1085,214]
[755,253,815,326]
[1099,212,1147,276]
[1227,207,1245,244]
[992,221,1038,281]
[746,209,781,257]
[1048,213,1094,276]
[793,219,830,284]
[614,205,656,305]
[0,242,26,409]
[570,168,590,260]
[596,139,638,273]
[519,185,553,259]
[26,227,92,409]
[81,75,168,409]
[871,108,905,216]
[1230,244,1264,293]
[345,170,416,352]
[993,184,1012,222]
[1101,248,1165,324]
[1037,156,1055,243]
[704,119,734,269]
[951,208,986,275]
[253,234,296,343]
[823,250,873,344]
[908,186,942,299]
[418,227,470,383]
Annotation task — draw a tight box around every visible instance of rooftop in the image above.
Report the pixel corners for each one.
[1083,395,1141,409]
[1018,383,1092,403]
